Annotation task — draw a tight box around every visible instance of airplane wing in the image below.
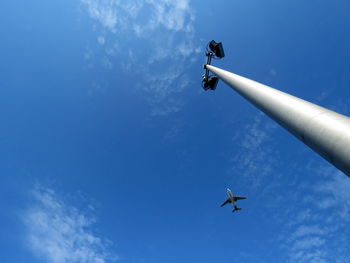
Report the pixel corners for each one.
[220,198,231,207]
[234,196,247,201]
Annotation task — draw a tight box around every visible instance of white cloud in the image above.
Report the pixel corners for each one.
[22,186,116,263]
[81,0,194,34]
[145,0,194,32]
[280,164,350,263]
[292,236,325,251]
[79,0,200,115]
[230,113,278,188]
[81,0,119,33]
[97,36,105,45]
[315,171,350,208]
[288,225,327,242]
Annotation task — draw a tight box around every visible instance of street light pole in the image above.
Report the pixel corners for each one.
[206,64,350,177]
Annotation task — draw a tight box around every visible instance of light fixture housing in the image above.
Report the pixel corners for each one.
[203,76,219,90]
[209,40,225,58]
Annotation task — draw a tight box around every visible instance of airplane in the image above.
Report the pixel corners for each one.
[220,188,247,212]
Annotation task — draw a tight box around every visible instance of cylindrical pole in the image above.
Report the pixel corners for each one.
[206,64,350,177]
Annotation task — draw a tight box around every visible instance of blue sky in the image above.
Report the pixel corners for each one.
[1,0,350,262]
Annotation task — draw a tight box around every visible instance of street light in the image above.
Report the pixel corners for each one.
[202,40,225,90]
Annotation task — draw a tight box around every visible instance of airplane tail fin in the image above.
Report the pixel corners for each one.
[232,207,242,212]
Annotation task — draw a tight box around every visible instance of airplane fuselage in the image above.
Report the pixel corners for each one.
[227,188,236,207]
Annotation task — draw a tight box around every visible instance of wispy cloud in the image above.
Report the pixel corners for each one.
[81,0,119,33]
[79,0,200,115]
[81,0,194,35]
[280,164,350,263]
[22,186,116,263]
[230,113,278,188]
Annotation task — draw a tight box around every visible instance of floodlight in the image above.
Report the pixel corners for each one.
[201,40,224,90]
[209,40,225,58]
[203,76,219,90]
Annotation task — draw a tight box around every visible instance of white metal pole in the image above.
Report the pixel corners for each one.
[206,64,350,177]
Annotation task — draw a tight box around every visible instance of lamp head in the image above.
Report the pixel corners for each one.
[209,40,225,58]
[203,76,219,90]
